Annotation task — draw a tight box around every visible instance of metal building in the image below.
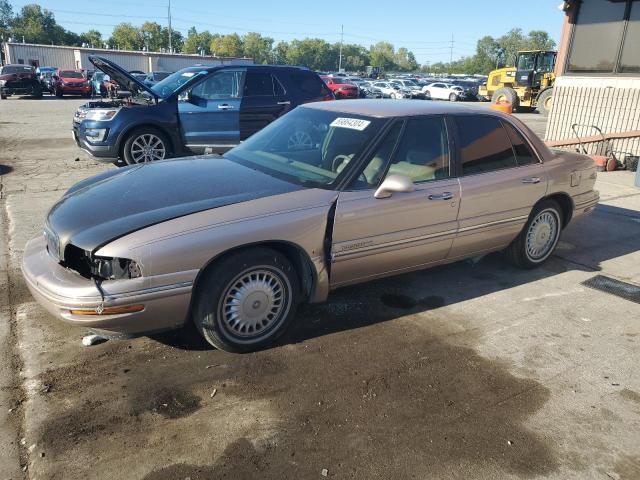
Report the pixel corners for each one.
[1,42,253,72]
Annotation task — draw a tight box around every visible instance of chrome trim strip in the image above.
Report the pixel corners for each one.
[332,215,528,261]
[110,282,193,300]
[457,215,529,233]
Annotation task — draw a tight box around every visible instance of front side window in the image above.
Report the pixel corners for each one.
[191,71,243,100]
[226,108,382,189]
[354,117,450,189]
[567,0,627,73]
[455,115,517,176]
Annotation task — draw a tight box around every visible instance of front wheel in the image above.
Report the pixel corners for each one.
[193,248,300,353]
[505,199,563,269]
[537,88,554,117]
[122,127,169,164]
[449,93,458,102]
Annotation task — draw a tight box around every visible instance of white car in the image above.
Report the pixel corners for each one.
[372,81,404,99]
[421,82,461,101]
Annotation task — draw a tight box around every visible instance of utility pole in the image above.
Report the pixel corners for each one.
[338,24,343,72]
[449,33,454,66]
[168,0,173,53]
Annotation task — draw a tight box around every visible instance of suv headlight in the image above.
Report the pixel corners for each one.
[85,108,120,121]
[0,80,6,87]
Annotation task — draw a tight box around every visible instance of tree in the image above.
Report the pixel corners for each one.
[140,21,163,51]
[183,27,213,55]
[80,29,103,48]
[286,38,336,70]
[210,33,243,57]
[0,0,12,40]
[242,32,273,64]
[526,30,556,51]
[272,41,289,64]
[394,47,419,71]
[10,4,66,44]
[109,23,143,50]
[369,42,395,70]
[340,43,369,72]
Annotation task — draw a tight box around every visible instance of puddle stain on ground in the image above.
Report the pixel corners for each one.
[34,285,558,479]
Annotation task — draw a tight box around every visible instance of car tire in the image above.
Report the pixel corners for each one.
[449,93,458,102]
[193,248,300,353]
[390,92,398,99]
[55,88,63,98]
[32,85,43,99]
[0,94,6,100]
[491,86,519,111]
[505,199,563,269]
[537,88,554,117]
[122,127,170,165]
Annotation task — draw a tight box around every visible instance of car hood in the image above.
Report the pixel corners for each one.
[46,157,304,256]
[89,55,157,100]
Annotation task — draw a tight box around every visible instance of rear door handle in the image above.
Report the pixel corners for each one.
[522,177,541,184]
[218,104,233,110]
[428,192,453,201]
[277,100,291,105]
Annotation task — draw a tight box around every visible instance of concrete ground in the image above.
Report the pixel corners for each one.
[0,97,639,480]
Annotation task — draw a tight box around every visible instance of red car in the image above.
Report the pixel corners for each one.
[52,69,92,98]
[320,76,359,99]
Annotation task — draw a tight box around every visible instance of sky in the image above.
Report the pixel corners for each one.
[10,0,565,64]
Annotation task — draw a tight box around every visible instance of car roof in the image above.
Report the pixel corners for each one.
[302,99,503,118]
[181,64,312,74]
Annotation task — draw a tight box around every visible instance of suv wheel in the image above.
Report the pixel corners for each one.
[193,248,300,353]
[122,128,169,165]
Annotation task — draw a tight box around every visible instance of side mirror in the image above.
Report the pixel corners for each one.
[374,174,415,199]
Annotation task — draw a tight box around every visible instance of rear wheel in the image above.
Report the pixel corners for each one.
[122,127,169,165]
[193,248,300,352]
[32,85,43,99]
[491,87,519,111]
[505,199,563,269]
[537,88,554,117]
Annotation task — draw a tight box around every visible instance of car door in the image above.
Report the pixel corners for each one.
[330,117,461,287]
[448,114,548,259]
[239,70,291,140]
[433,83,448,99]
[178,69,245,153]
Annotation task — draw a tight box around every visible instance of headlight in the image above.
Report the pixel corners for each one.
[84,108,120,121]
[84,128,107,142]
[0,80,6,87]
[92,256,142,280]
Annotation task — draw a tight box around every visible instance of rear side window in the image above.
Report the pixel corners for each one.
[244,72,275,96]
[295,72,330,99]
[502,122,538,166]
[455,115,517,176]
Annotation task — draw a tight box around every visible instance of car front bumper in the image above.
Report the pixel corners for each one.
[21,236,193,335]
[72,124,120,162]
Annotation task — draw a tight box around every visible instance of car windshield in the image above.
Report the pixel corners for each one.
[226,108,383,189]
[151,68,207,98]
[154,72,171,81]
[1,65,34,74]
[60,71,84,78]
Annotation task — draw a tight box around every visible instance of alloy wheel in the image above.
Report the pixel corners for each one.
[130,133,166,163]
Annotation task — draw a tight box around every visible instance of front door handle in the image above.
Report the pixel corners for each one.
[428,192,453,201]
[218,104,233,110]
[522,177,541,184]
[277,100,291,105]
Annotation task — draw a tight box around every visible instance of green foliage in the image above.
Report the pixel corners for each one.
[108,22,142,50]
[183,27,214,55]
[0,0,12,40]
[242,32,273,64]
[210,33,243,57]
[80,30,103,48]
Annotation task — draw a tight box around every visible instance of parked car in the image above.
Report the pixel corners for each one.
[73,56,334,165]
[372,81,405,99]
[23,100,599,352]
[143,71,172,87]
[360,82,383,98]
[451,80,480,100]
[321,76,359,99]
[36,66,57,83]
[52,69,92,98]
[0,64,43,99]
[392,79,427,99]
[421,82,462,102]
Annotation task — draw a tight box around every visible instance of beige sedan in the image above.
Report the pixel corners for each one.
[22,100,599,352]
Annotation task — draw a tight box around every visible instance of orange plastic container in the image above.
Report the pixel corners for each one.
[591,155,608,172]
[490,101,512,114]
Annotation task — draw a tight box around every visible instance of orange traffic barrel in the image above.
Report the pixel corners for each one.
[490,101,512,114]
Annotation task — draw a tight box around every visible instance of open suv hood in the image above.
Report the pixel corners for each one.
[89,55,158,100]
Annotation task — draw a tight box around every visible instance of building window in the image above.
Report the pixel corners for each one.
[567,0,639,75]
[620,2,640,73]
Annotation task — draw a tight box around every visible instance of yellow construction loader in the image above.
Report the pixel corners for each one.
[478,50,556,116]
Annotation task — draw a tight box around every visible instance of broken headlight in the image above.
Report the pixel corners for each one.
[92,256,142,280]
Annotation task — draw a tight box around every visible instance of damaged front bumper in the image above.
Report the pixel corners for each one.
[21,236,193,335]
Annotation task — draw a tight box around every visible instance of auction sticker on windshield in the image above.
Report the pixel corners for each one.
[330,118,371,131]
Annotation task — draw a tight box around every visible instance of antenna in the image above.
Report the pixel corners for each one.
[168,0,173,53]
[338,24,344,72]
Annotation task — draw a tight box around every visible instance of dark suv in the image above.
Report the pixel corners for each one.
[0,64,43,99]
[73,56,334,165]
